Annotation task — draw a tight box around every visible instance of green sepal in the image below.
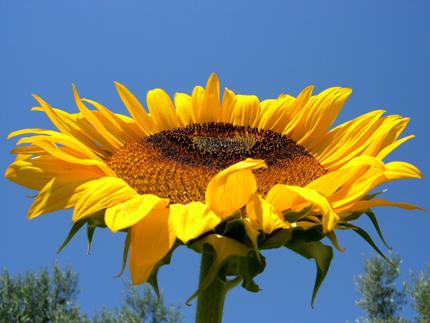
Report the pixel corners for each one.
[283,205,312,222]
[57,219,86,254]
[291,225,324,242]
[215,218,254,248]
[286,239,333,307]
[113,230,131,278]
[343,190,387,222]
[86,224,96,255]
[365,210,391,249]
[147,242,180,301]
[339,222,389,262]
[261,229,292,249]
[187,234,251,305]
[228,251,265,292]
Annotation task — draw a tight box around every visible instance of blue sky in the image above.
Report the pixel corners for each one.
[1,1,429,322]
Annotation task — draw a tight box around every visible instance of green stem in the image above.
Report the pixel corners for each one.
[195,251,228,323]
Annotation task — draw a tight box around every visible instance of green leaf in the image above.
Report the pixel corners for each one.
[113,230,131,278]
[286,240,333,307]
[57,220,86,254]
[365,210,391,249]
[283,205,312,222]
[147,242,180,301]
[86,224,96,255]
[261,229,292,249]
[340,222,389,262]
[188,234,251,304]
[216,218,254,248]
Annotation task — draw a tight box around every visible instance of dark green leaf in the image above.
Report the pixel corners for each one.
[340,222,389,262]
[261,229,292,249]
[365,210,391,249]
[286,240,333,306]
[283,205,312,222]
[57,220,86,254]
[86,225,95,255]
[148,242,180,301]
[113,230,131,278]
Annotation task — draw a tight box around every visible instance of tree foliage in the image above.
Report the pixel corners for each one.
[355,253,430,323]
[355,253,407,323]
[0,263,182,323]
[409,264,430,323]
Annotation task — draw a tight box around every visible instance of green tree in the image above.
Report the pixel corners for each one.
[354,254,407,323]
[409,264,430,323]
[0,262,85,323]
[0,263,182,323]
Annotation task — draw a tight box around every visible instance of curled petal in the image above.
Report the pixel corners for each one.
[169,202,221,244]
[129,207,175,284]
[105,194,169,232]
[246,194,290,234]
[205,158,267,218]
[266,185,339,232]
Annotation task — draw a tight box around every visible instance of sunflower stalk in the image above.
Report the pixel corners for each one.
[195,251,229,323]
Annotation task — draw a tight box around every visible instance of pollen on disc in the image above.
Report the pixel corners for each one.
[107,123,326,204]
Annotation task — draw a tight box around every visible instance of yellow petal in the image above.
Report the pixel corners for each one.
[146,89,179,131]
[376,135,415,160]
[230,95,260,127]
[82,98,141,142]
[114,82,156,135]
[72,85,122,150]
[129,207,175,284]
[266,184,339,232]
[105,194,169,232]
[174,92,195,125]
[246,194,290,234]
[5,157,103,191]
[191,85,206,123]
[32,96,108,155]
[169,202,221,243]
[200,73,221,123]
[205,158,267,218]
[298,88,352,149]
[28,178,89,219]
[73,177,137,222]
[337,198,423,214]
[219,87,236,123]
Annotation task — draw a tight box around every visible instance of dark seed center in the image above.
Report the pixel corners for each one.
[107,123,326,204]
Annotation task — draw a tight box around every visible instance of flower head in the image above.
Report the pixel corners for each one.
[5,73,422,303]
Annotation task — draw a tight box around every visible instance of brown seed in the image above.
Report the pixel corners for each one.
[107,123,326,204]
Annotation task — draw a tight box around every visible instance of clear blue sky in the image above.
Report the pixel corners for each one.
[1,1,429,322]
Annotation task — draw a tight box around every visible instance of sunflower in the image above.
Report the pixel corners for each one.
[5,74,422,309]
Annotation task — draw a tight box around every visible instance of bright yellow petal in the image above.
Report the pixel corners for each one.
[5,157,104,191]
[200,73,221,123]
[230,95,260,127]
[298,88,352,149]
[146,89,179,131]
[191,85,206,123]
[174,92,195,125]
[129,207,175,284]
[72,85,123,150]
[73,177,137,222]
[114,82,156,135]
[169,202,221,243]
[266,184,339,232]
[337,198,422,214]
[105,194,169,232]
[219,87,235,123]
[246,194,290,234]
[82,98,142,142]
[205,158,267,218]
[28,178,89,219]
